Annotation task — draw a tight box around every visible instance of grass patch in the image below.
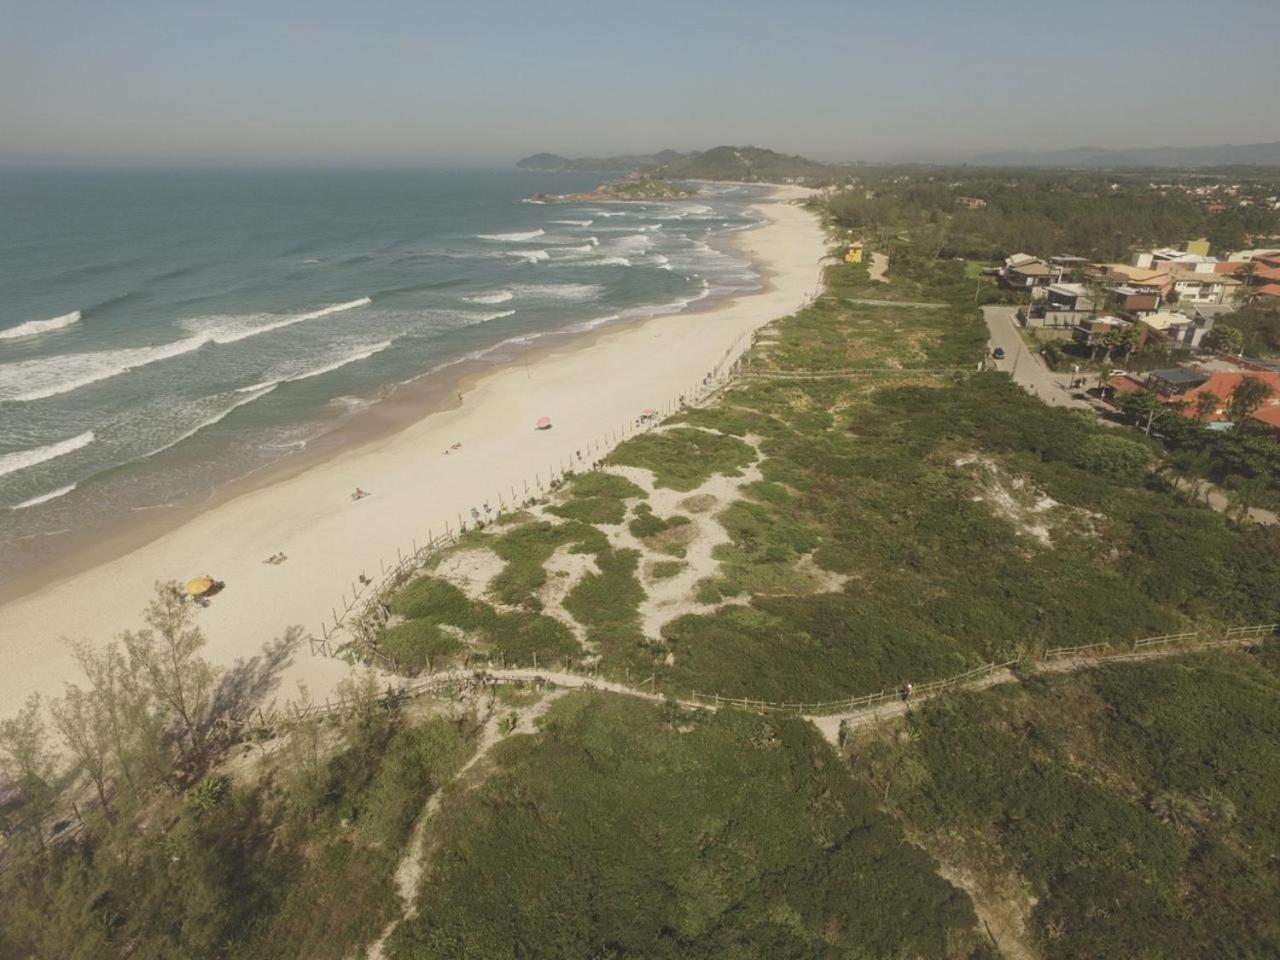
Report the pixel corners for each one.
[563,547,649,672]
[647,559,686,580]
[488,520,608,609]
[607,427,756,491]
[628,502,693,540]
[384,571,579,670]
[547,470,647,525]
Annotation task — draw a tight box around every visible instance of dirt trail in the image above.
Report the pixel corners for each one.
[362,688,567,960]
[868,252,890,283]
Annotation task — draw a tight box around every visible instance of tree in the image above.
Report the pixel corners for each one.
[122,582,217,768]
[1074,434,1153,485]
[50,684,113,814]
[1118,390,1166,435]
[0,695,59,850]
[1194,390,1221,422]
[1206,325,1244,355]
[1226,375,1272,422]
[71,639,169,798]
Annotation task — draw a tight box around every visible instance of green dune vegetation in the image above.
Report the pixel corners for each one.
[6,190,1280,959]
[848,647,1280,959]
[386,693,988,959]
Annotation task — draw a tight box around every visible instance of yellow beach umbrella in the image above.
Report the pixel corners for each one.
[185,575,215,597]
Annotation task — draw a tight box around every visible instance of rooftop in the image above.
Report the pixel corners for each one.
[1149,367,1208,386]
[1047,282,1089,297]
[1143,312,1196,331]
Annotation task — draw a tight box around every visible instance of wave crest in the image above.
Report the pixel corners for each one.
[463,291,514,304]
[478,228,545,242]
[0,431,95,478]
[0,310,82,341]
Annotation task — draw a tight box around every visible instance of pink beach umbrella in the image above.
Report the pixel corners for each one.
[535,417,552,430]
[642,408,658,417]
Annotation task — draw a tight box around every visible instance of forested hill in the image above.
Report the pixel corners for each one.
[515,150,687,172]
[515,145,832,181]
[652,145,832,181]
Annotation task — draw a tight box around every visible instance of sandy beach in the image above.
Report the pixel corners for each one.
[0,186,825,712]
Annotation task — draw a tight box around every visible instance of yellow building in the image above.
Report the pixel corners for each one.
[1186,237,1211,256]
[845,241,864,264]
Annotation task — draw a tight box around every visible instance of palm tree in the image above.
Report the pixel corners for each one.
[1148,790,1199,829]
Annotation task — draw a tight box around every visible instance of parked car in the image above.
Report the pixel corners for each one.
[992,347,1006,360]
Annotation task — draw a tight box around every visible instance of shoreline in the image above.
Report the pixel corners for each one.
[0,185,826,710]
[0,203,766,604]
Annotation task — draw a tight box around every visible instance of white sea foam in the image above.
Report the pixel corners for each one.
[0,310,82,341]
[478,228,545,242]
[0,337,211,402]
[0,298,372,403]
[0,431,95,478]
[198,296,372,345]
[510,283,602,302]
[458,310,515,326]
[284,340,394,383]
[581,256,632,267]
[10,483,77,511]
[141,387,276,463]
[549,219,593,227]
[505,249,550,263]
[613,234,653,253]
[238,340,395,393]
[463,290,515,304]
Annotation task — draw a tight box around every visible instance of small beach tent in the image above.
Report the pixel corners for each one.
[185,575,215,597]
[536,417,552,430]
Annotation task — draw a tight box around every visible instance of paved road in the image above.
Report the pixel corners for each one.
[981,304,1089,410]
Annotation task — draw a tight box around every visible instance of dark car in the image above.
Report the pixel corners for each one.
[992,347,1006,360]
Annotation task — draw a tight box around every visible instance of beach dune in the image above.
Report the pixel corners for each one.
[0,187,825,711]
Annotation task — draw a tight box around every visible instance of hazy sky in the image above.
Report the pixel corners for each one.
[3,0,1278,167]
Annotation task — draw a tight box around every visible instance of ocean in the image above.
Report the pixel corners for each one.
[0,169,764,576]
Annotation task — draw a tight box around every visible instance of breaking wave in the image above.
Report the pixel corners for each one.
[550,219,593,227]
[581,256,632,267]
[0,310,82,341]
[505,249,550,263]
[478,229,545,242]
[463,291,515,304]
[510,283,602,302]
[0,431,95,478]
[236,340,395,393]
[10,483,77,511]
[0,298,372,402]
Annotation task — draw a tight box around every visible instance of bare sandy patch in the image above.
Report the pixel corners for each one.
[955,455,1100,547]
[540,544,600,647]
[431,547,506,601]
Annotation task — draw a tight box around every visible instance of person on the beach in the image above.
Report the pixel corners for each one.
[903,682,914,702]
[352,487,368,501]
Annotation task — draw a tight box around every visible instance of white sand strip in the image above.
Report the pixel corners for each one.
[0,187,826,711]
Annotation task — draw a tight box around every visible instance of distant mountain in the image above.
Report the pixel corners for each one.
[515,150,686,172]
[515,145,833,181]
[653,145,832,182]
[965,141,1280,170]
